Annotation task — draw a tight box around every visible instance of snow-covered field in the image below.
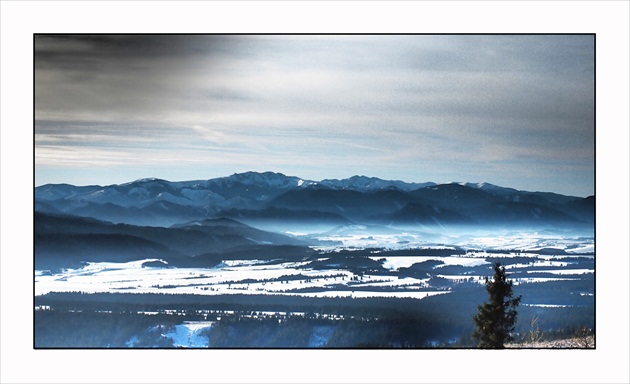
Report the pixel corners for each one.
[35,257,440,299]
[452,232,594,253]
[34,231,593,304]
[35,235,594,299]
[310,230,595,254]
[373,256,490,270]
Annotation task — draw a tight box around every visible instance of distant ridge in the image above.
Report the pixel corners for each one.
[35,171,594,230]
[320,175,435,192]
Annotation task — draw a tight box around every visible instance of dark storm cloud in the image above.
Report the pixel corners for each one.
[35,35,229,64]
[35,35,246,118]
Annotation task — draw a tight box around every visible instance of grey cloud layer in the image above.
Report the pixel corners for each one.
[35,35,594,196]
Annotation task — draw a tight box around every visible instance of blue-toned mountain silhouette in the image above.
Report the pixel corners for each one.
[35,171,594,230]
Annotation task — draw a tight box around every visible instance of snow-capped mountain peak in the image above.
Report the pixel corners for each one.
[321,175,433,192]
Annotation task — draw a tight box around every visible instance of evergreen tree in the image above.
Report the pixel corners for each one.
[473,262,522,348]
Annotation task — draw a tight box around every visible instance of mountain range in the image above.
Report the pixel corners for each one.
[34,171,594,272]
[35,171,594,231]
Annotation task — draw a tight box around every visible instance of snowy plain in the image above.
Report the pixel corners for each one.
[33,232,595,348]
[35,232,594,299]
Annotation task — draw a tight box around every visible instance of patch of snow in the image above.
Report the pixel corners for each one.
[162,321,215,348]
[284,290,450,300]
[527,269,593,275]
[308,326,335,347]
[523,304,572,308]
[371,256,489,270]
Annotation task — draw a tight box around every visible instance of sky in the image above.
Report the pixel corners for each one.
[34,34,595,196]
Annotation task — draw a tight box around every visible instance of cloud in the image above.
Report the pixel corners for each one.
[34,34,594,195]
